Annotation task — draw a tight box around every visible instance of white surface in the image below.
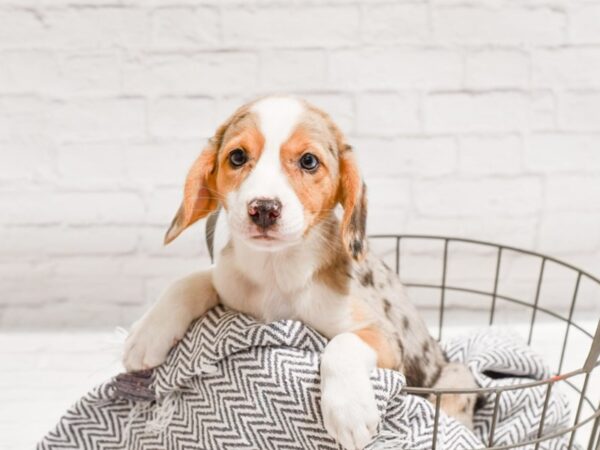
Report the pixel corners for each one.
[2,321,598,450]
[1,1,600,327]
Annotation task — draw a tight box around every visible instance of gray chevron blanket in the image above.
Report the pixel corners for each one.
[39,306,577,450]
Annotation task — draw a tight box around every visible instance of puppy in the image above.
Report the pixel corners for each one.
[123,96,476,449]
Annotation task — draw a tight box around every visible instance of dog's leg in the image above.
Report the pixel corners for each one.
[123,269,218,371]
[320,332,379,450]
[428,362,478,429]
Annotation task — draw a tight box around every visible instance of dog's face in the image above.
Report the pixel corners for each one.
[165,96,367,259]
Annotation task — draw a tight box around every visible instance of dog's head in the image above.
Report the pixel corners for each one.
[164,96,367,260]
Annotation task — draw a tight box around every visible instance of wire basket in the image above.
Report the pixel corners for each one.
[368,234,600,450]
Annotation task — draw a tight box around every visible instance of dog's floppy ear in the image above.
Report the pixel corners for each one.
[164,142,219,244]
[338,145,367,260]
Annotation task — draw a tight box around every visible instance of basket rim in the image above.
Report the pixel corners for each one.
[369,233,600,286]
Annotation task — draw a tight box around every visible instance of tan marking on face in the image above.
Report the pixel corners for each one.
[352,300,398,369]
[280,123,338,230]
[215,117,265,206]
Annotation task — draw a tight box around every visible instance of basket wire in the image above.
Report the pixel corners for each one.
[370,235,600,450]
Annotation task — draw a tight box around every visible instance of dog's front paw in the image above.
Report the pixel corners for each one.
[321,374,380,450]
[122,314,186,372]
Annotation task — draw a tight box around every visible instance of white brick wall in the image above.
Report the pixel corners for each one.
[1,0,599,327]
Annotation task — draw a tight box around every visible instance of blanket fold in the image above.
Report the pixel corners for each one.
[38,306,577,450]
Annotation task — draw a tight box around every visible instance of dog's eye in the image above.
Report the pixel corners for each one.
[228,148,247,168]
[299,153,319,172]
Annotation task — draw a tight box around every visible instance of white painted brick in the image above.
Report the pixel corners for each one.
[525,134,600,172]
[545,175,600,212]
[570,5,600,44]
[356,92,420,135]
[0,51,61,95]
[0,142,53,182]
[57,143,125,187]
[149,97,216,138]
[48,8,149,49]
[0,191,144,225]
[50,98,146,142]
[123,141,198,187]
[459,135,522,175]
[259,50,327,90]
[538,212,600,253]
[362,4,429,44]
[138,224,208,257]
[0,226,138,256]
[0,96,49,140]
[559,92,600,131]
[56,52,121,96]
[122,52,258,96]
[222,6,360,47]
[465,50,530,89]
[300,93,354,134]
[366,178,411,210]
[533,49,600,88]
[0,10,48,48]
[151,6,220,48]
[434,7,566,45]
[406,216,538,249]
[414,177,543,217]
[425,92,531,133]
[329,49,463,90]
[353,136,458,177]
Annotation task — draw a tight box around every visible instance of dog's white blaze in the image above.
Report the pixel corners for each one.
[226,97,307,246]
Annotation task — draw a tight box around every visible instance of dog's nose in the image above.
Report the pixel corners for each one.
[248,198,282,229]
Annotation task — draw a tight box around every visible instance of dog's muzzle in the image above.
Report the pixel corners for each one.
[248,198,281,229]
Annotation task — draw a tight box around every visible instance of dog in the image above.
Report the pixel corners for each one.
[123,96,477,449]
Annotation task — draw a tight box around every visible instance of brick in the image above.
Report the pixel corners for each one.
[538,212,600,253]
[434,7,566,45]
[138,224,208,257]
[533,49,600,88]
[50,98,146,141]
[424,92,532,133]
[0,191,144,225]
[122,52,258,95]
[366,178,411,209]
[56,52,121,96]
[57,143,125,186]
[0,142,53,182]
[259,50,327,90]
[123,141,199,187]
[525,134,600,172]
[300,93,354,134]
[0,226,138,256]
[465,50,530,89]
[0,96,49,140]
[362,4,429,43]
[405,216,538,249]
[152,6,220,48]
[329,48,463,90]
[356,92,420,135]
[48,8,149,49]
[570,5,600,44]
[545,175,600,211]
[149,97,216,138]
[355,136,458,177]
[223,6,360,47]
[0,10,48,48]
[414,177,543,217]
[0,51,60,95]
[459,135,522,175]
[560,92,600,131]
